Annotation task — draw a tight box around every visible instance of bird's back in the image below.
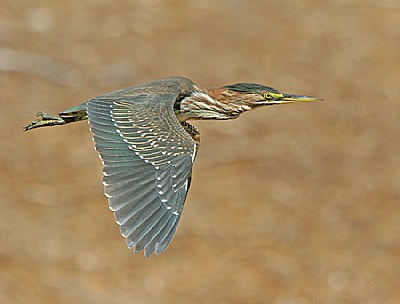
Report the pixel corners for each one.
[96,77,198,100]
[59,77,198,122]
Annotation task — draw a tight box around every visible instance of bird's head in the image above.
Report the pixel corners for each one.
[219,83,322,109]
[179,82,322,121]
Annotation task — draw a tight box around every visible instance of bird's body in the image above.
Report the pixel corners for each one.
[24,77,320,256]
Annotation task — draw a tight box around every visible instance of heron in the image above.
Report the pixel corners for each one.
[23,77,321,257]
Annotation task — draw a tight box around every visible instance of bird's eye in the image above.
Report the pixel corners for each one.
[264,93,273,100]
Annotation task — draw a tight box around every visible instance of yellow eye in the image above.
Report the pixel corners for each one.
[264,93,273,100]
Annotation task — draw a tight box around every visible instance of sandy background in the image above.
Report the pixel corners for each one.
[1,1,399,303]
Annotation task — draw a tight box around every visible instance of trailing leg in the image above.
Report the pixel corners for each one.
[23,102,88,132]
[23,111,67,131]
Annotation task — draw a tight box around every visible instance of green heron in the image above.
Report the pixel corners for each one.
[23,77,321,257]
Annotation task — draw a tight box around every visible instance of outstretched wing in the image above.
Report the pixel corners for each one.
[87,93,197,256]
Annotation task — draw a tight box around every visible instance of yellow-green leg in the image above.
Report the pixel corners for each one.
[23,102,88,131]
[23,112,66,131]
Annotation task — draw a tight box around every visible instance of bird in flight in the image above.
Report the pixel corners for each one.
[24,77,321,257]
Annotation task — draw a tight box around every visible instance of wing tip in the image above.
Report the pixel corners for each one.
[120,214,177,257]
[126,239,162,257]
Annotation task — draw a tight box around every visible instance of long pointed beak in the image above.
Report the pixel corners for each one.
[279,94,322,104]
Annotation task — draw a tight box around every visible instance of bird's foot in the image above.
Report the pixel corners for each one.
[23,111,66,131]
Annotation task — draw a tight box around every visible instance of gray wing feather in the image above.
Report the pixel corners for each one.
[87,92,196,256]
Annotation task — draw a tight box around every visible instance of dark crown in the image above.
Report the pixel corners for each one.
[224,83,280,94]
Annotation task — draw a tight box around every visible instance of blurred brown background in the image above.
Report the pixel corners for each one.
[1,1,399,303]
